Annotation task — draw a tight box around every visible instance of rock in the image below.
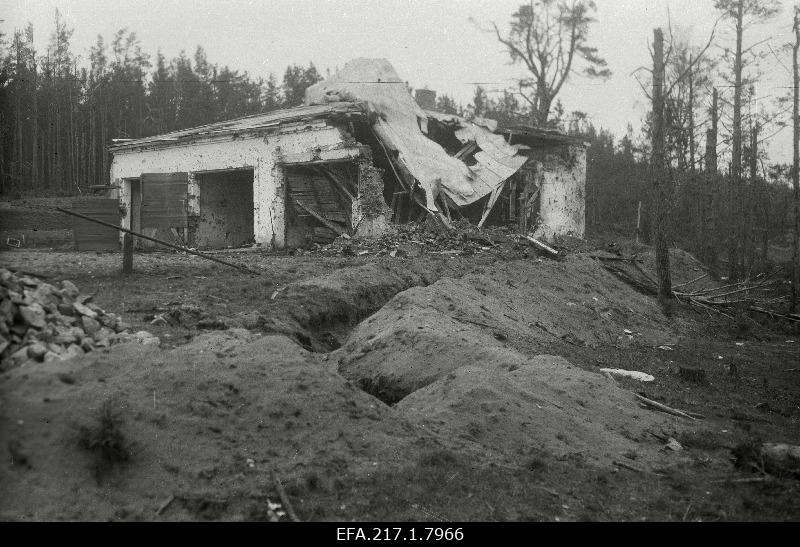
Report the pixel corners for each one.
[63,344,85,360]
[94,337,111,349]
[80,337,95,352]
[19,276,39,287]
[81,315,101,336]
[47,343,64,355]
[27,343,47,361]
[9,290,27,305]
[52,312,76,326]
[29,284,61,307]
[60,280,79,298]
[19,303,47,329]
[665,438,683,452]
[73,302,97,318]
[94,326,114,341]
[57,303,75,316]
[43,351,62,362]
[9,345,30,364]
[599,368,655,382]
[132,330,160,347]
[150,315,168,327]
[238,312,265,330]
[0,298,16,323]
[99,313,118,330]
[54,326,85,345]
[0,334,9,355]
[115,320,132,333]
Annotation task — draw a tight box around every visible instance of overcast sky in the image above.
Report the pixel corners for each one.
[4,0,794,163]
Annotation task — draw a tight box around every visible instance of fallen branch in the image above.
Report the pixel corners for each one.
[273,473,300,522]
[452,315,495,329]
[5,268,51,279]
[672,273,708,289]
[523,235,559,256]
[635,394,701,421]
[712,476,773,484]
[156,494,175,516]
[600,259,792,322]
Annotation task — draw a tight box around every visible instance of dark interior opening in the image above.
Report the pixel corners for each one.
[195,168,254,249]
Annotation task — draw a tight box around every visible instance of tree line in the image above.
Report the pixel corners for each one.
[477,0,797,310]
[0,11,322,196]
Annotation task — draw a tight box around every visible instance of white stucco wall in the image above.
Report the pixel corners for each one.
[110,122,359,248]
[533,145,586,240]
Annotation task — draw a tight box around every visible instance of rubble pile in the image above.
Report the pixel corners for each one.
[293,220,541,259]
[0,268,158,369]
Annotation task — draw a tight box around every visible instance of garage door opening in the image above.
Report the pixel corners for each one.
[195,169,255,249]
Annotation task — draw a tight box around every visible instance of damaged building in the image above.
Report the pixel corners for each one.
[107,58,586,250]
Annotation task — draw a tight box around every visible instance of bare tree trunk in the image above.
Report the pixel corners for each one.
[689,55,696,175]
[14,36,23,193]
[729,1,744,282]
[652,28,673,305]
[792,8,800,312]
[703,89,719,267]
[31,57,38,193]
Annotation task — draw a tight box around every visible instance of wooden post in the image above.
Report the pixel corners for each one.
[122,233,133,274]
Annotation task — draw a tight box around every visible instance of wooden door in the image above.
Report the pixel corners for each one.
[140,172,188,248]
[72,198,120,251]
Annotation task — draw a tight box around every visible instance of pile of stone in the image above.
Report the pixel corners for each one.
[0,268,159,369]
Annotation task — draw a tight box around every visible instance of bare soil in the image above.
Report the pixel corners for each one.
[1,241,799,521]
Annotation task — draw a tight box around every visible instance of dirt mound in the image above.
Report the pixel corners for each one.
[258,260,468,351]
[1,268,156,371]
[337,256,682,402]
[0,331,428,520]
[396,354,671,466]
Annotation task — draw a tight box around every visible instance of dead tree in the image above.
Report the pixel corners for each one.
[651,28,673,305]
[703,88,719,266]
[490,1,610,126]
[793,7,800,312]
[715,0,781,281]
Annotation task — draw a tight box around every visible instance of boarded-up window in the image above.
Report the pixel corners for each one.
[72,198,120,251]
[140,172,188,245]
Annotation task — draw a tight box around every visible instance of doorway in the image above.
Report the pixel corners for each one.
[195,168,255,249]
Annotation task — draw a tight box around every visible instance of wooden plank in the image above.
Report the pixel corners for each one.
[141,172,188,230]
[72,198,119,251]
[291,196,350,238]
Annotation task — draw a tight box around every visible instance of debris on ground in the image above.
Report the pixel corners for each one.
[599,368,655,382]
[285,220,566,261]
[0,267,157,369]
[732,440,800,479]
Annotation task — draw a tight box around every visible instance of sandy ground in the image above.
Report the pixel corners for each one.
[1,242,799,521]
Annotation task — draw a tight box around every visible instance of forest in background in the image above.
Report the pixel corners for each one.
[0,5,797,286]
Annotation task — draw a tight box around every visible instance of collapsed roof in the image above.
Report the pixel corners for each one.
[109,58,583,224]
[305,58,529,210]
